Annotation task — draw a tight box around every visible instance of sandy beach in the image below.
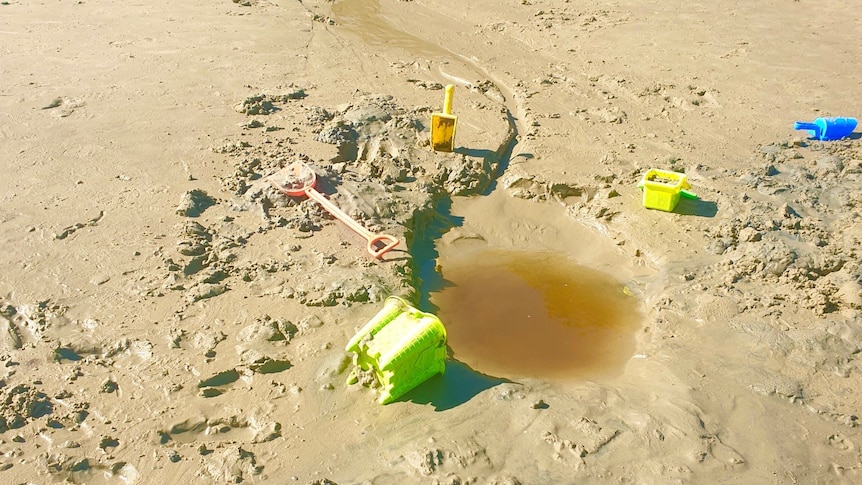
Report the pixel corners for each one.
[2,0,861,483]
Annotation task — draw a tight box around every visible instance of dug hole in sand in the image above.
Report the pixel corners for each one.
[1,0,861,483]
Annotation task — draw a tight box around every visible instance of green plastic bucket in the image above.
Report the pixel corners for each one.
[346,296,447,404]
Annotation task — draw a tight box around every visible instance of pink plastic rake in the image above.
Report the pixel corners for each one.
[270,161,400,259]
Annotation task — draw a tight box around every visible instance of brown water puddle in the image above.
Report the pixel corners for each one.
[431,249,642,381]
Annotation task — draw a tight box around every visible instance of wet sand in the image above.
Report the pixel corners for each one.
[1,0,861,483]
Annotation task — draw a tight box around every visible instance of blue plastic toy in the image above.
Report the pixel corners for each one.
[793,117,857,141]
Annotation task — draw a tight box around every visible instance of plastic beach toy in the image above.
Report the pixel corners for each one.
[346,296,447,404]
[430,84,457,152]
[269,161,400,259]
[637,169,698,212]
[793,117,857,141]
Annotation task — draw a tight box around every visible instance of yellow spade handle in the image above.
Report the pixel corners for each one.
[443,84,454,115]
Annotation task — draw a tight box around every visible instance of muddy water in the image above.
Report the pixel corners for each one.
[432,250,642,380]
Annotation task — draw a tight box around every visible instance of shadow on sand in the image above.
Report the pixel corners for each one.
[395,360,512,411]
[674,197,718,217]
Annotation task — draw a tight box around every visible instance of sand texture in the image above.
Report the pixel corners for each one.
[2,0,862,483]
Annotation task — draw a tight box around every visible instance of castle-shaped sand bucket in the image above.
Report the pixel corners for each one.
[346,296,447,404]
[637,168,693,212]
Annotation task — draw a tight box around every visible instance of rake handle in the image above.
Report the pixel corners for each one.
[306,188,400,259]
[366,234,400,259]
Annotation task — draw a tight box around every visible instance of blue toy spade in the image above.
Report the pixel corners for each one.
[793,117,857,141]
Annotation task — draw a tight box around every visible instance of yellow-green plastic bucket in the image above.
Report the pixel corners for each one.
[637,169,691,212]
[346,296,447,404]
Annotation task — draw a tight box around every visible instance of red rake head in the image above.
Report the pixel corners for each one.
[269,161,317,196]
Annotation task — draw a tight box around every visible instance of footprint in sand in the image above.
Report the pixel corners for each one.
[41,96,86,118]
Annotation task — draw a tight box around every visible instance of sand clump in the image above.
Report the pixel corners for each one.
[1,0,862,483]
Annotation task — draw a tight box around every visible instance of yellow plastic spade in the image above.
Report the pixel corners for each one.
[431,84,457,152]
